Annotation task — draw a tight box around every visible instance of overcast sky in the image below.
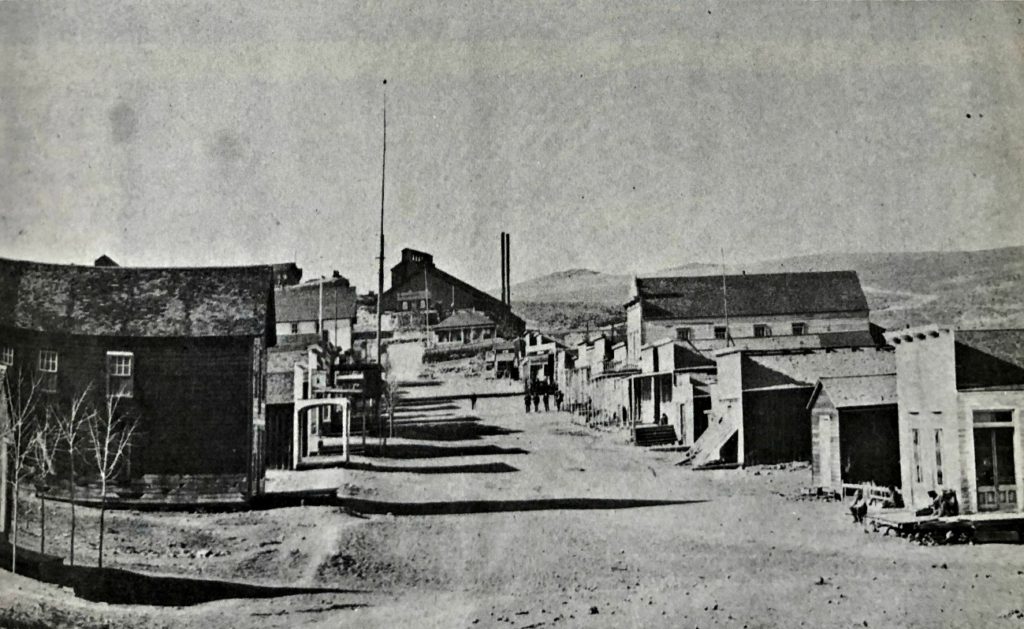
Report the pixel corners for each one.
[2,2,1022,292]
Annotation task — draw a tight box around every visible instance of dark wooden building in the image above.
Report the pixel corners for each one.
[0,256,276,504]
[381,248,525,339]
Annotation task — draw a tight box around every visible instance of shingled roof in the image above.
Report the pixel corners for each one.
[0,257,275,338]
[634,271,868,319]
[275,279,357,322]
[434,309,495,330]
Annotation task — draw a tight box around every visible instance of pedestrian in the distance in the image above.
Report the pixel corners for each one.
[542,391,550,412]
[470,393,477,410]
[524,389,531,413]
[532,392,540,412]
[555,390,563,411]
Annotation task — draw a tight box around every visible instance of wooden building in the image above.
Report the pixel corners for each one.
[0,256,275,504]
[888,326,1024,514]
[433,309,497,346]
[808,373,900,495]
[688,347,895,468]
[625,271,878,365]
[274,273,357,352]
[382,249,525,339]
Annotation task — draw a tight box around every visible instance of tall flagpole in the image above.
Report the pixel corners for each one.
[376,80,387,366]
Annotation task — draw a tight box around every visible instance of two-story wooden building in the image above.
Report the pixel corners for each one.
[0,256,275,504]
[625,271,877,365]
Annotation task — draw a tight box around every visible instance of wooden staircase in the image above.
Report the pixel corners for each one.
[633,424,678,447]
[679,414,739,468]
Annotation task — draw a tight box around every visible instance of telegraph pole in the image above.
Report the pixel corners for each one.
[375,79,387,366]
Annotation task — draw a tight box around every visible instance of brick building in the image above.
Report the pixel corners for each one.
[0,256,275,504]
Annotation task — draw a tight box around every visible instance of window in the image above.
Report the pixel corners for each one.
[754,324,772,338]
[37,350,58,392]
[676,327,692,342]
[0,346,13,366]
[934,429,944,486]
[912,429,922,484]
[290,322,299,335]
[792,322,807,336]
[402,301,409,311]
[419,300,425,309]
[714,326,728,340]
[974,410,1013,424]
[106,351,134,398]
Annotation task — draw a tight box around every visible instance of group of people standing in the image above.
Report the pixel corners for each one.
[524,380,563,413]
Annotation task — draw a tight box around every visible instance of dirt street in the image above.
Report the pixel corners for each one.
[3,394,1024,628]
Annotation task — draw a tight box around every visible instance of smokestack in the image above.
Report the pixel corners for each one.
[505,233,511,305]
[500,232,507,304]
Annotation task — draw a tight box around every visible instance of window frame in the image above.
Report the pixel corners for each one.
[714,326,728,340]
[106,350,135,399]
[792,322,807,336]
[289,322,299,335]
[676,327,693,342]
[37,349,59,373]
[753,324,772,338]
[0,346,13,366]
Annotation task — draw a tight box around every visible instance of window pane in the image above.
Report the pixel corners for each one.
[0,347,13,365]
[974,410,1013,424]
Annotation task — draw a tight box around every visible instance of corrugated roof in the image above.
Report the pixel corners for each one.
[275,280,356,322]
[636,271,868,319]
[0,257,273,338]
[434,309,495,330]
[817,374,897,408]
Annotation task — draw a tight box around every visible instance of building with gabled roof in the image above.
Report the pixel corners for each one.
[433,309,497,346]
[0,256,276,504]
[808,373,900,495]
[625,270,875,364]
[382,248,525,340]
[274,273,357,351]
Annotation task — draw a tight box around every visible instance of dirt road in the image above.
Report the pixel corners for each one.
[3,394,1024,628]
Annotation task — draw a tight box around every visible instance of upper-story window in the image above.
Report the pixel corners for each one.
[419,300,425,309]
[0,346,13,366]
[290,322,299,335]
[37,350,58,392]
[754,324,772,338]
[676,327,693,342]
[106,351,134,398]
[402,301,409,311]
[714,326,728,340]
[792,322,807,336]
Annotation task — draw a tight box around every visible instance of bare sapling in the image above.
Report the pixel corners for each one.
[1,368,43,572]
[84,394,137,569]
[31,410,59,555]
[53,385,93,566]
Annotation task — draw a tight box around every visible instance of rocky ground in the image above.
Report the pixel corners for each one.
[3,391,1024,628]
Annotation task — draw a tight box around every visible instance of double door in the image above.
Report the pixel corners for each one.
[974,426,1018,512]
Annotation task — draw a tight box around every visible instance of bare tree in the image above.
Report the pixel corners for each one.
[30,410,58,555]
[52,385,93,566]
[84,394,137,569]
[1,367,43,572]
[380,370,400,450]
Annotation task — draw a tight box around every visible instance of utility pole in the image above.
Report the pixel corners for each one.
[721,247,733,347]
[376,79,387,366]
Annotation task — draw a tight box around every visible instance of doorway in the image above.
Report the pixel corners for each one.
[974,413,1018,512]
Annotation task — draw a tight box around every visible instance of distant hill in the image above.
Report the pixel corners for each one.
[507,268,633,305]
[511,246,1024,332]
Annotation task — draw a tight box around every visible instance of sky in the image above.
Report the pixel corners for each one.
[1,1,1022,292]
